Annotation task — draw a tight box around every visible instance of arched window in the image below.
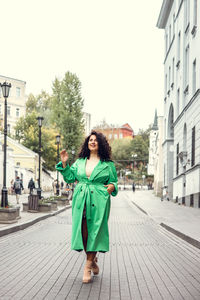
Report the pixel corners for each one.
[168,104,174,139]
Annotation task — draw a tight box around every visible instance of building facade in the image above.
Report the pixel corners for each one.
[0,134,54,193]
[82,112,91,136]
[157,0,200,207]
[0,75,27,135]
[93,123,134,141]
[148,111,164,197]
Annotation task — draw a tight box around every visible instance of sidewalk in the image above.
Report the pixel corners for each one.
[0,191,72,237]
[126,189,200,248]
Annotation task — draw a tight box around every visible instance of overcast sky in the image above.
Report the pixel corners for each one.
[1,0,164,133]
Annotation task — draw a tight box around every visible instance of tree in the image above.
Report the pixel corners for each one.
[111,138,132,170]
[15,111,57,170]
[51,72,85,162]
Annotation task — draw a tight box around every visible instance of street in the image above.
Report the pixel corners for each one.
[0,191,200,300]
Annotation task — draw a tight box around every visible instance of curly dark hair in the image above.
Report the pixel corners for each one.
[78,130,112,161]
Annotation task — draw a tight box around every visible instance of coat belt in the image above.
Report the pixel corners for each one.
[77,181,104,220]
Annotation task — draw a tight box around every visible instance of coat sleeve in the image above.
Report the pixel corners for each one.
[107,161,118,196]
[55,159,79,183]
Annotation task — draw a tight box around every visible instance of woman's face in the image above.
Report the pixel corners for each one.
[88,134,99,152]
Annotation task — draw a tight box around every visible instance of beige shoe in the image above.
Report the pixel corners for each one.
[92,257,99,275]
[82,260,93,283]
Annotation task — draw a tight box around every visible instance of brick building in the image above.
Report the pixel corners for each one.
[93,123,134,141]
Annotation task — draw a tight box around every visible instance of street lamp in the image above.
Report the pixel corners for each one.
[132,154,137,182]
[36,116,44,199]
[71,149,75,164]
[56,135,60,196]
[1,82,11,207]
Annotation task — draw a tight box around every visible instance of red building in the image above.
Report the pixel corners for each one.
[93,123,134,141]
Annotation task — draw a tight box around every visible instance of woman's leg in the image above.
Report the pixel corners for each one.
[82,216,98,282]
[81,216,97,260]
[81,216,88,252]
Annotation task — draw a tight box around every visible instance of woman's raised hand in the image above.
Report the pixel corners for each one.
[60,149,69,168]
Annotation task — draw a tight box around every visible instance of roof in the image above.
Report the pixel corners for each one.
[0,75,26,84]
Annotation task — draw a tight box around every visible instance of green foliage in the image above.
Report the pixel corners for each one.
[111,127,151,181]
[130,135,149,162]
[51,72,85,162]
[111,139,132,169]
[15,111,57,170]
[14,71,85,170]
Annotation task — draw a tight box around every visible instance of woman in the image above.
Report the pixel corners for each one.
[56,131,118,283]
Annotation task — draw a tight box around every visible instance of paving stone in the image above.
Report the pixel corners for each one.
[0,191,199,299]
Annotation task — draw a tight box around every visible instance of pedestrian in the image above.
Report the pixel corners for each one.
[10,179,14,195]
[13,176,24,204]
[61,181,64,189]
[28,178,35,195]
[56,130,118,283]
[132,182,135,192]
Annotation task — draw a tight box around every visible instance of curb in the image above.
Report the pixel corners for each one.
[131,200,148,215]
[0,205,72,238]
[131,200,200,250]
[160,223,200,249]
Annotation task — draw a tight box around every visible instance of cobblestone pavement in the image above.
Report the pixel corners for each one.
[0,192,200,300]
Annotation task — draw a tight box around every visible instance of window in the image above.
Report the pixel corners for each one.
[172,58,175,86]
[108,133,112,139]
[165,33,168,54]
[176,143,179,175]
[184,45,189,91]
[168,66,171,91]
[114,134,118,139]
[177,32,181,66]
[192,59,196,94]
[191,126,195,166]
[169,24,171,44]
[16,87,20,97]
[177,89,180,116]
[165,74,168,95]
[193,0,197,26]
[7,106,11,116]
[16,108,20,117]
[119,133,123,139]
[184,0,190,30]
[164,164,166,185]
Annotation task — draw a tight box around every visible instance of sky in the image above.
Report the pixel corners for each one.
[0,0,164,134]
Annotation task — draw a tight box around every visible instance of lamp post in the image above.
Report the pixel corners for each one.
[1,82,11,207]
[56,135,60,196]
[123,168,126,190]
[71,149,75,164]
[36,116,44,199]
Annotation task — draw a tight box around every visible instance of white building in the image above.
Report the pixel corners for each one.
[148,110,164,197]
[0,75,27,135]
[82,112,91,136]
[0,134,54,193]
[157,0,200,208]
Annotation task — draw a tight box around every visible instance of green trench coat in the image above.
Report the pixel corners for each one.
[56,158,118,252]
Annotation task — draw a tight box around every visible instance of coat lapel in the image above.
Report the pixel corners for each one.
[89,160,108,181]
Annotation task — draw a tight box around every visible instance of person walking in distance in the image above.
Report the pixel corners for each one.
[56,131,118,283]
[132,182,135,192]
[13,176,24,204]
[28,178,35,195]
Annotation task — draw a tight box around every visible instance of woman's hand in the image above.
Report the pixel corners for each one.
[104,184,115,195]
[60,149,69,168]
